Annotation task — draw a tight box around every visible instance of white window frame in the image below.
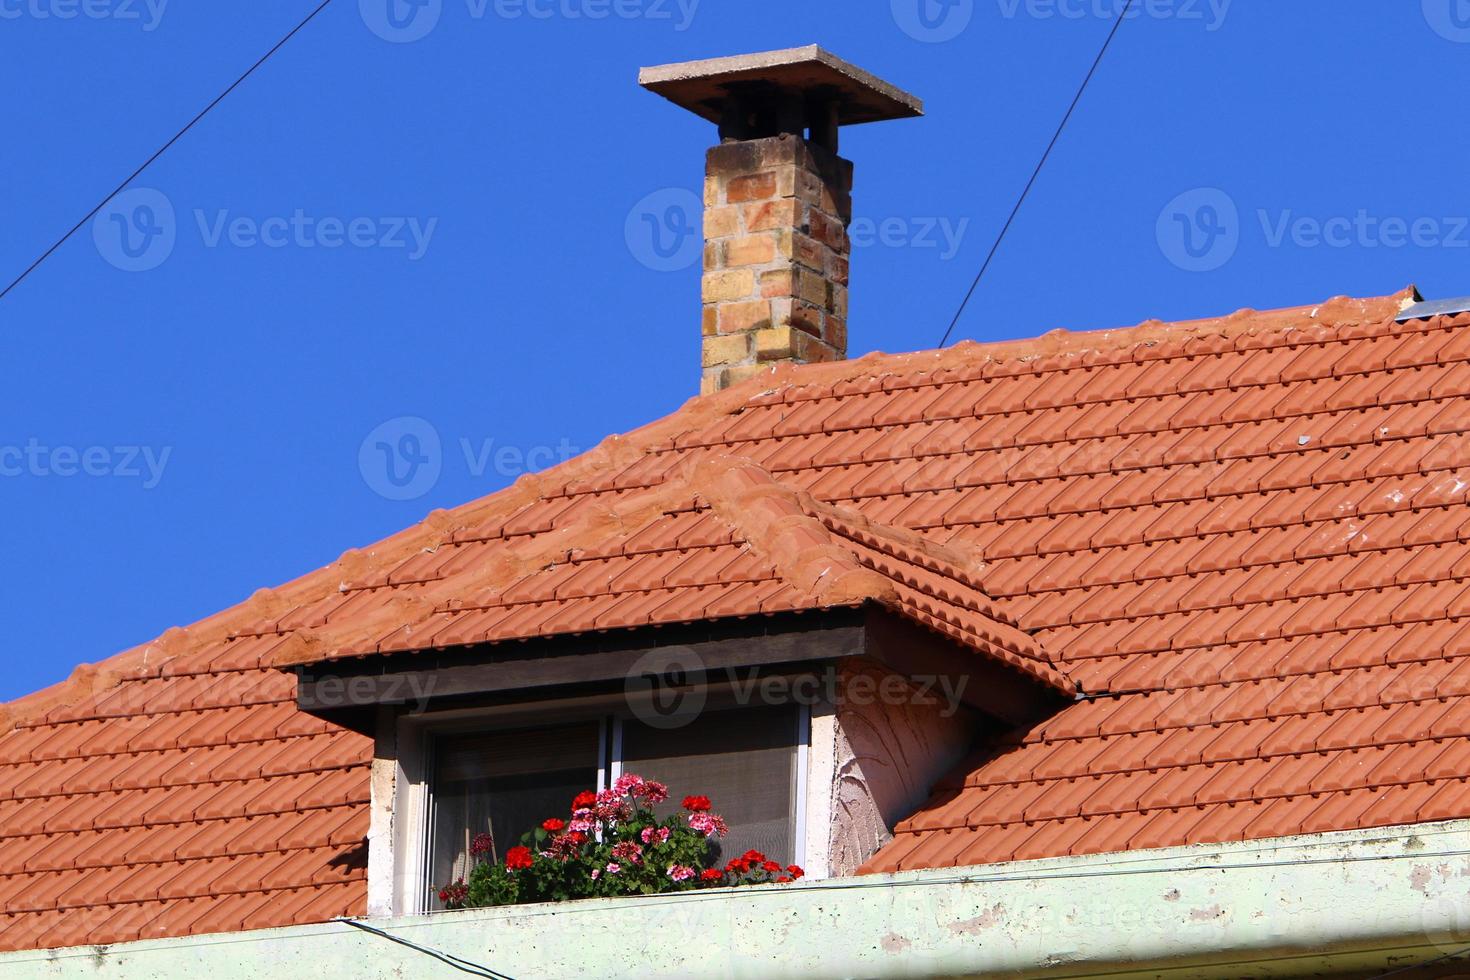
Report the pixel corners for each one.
[378,691,812,916]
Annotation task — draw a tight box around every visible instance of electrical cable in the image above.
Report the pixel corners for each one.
[0,0,338,303]
[1369,941,1470,978]
[338,918,518,980]
[937,0,1137,348]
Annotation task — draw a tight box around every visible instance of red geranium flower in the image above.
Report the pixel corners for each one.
[742,849,766,863]
[572,790,597,810]
[787,865,804,879]
[469,833,495,857]
[542,818,566,832]
[505,846,534,870]
[682,795,712,812]
[762,860,781,873]
[700,869,724,882]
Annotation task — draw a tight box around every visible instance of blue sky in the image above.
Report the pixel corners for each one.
[2,1,1467,701]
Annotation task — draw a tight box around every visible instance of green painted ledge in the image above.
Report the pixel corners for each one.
[6,820,1470,979]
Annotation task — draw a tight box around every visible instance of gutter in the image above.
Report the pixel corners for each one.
[5,820,1469,979]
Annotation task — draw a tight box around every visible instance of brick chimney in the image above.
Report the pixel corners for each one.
[640,47,923,394]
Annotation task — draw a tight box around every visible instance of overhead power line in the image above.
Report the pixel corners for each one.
[937,0,1137,348]
[338,918,518,980]
[0,0,338,303]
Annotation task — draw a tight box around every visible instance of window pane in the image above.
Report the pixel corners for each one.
[429,722,599,905]
[620,705,798,866]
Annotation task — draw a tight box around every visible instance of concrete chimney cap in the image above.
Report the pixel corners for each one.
[638,45,923,128]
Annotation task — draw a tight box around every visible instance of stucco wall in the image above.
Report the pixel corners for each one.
[823,663,978,875]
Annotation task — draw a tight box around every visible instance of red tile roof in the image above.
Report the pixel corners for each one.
[271,454,1076,694]
[12,286,1470,949]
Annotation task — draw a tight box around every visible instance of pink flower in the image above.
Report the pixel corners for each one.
[547,833,583,860]
[605,862,622,875]
[667,864,696,882]
[611,841,644,864]
[639,780,669,805]
[595,789,632,823]
[612,773,645,796]
[591,868,601,880]
[568,818,593,834]
[641,826,670,846]
[687,812,728,838]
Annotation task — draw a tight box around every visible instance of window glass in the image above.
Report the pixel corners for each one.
[619,704,799,865]
[428,722,600,904]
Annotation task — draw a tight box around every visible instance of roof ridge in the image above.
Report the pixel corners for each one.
[690,455,895,606]
[726,287,1422,403]
[802,504,994,601]
[687,456,1072,692]
[270,480,703,669]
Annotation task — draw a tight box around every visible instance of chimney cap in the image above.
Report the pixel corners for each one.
[639,45,923,128]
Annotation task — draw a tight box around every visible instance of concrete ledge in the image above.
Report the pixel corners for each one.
[7,821,1470,978]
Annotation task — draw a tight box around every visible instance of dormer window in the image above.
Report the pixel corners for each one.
[418,703,804,910]
[284,460,1074,914]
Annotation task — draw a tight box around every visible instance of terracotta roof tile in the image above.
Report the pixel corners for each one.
[20,287,1470,948]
